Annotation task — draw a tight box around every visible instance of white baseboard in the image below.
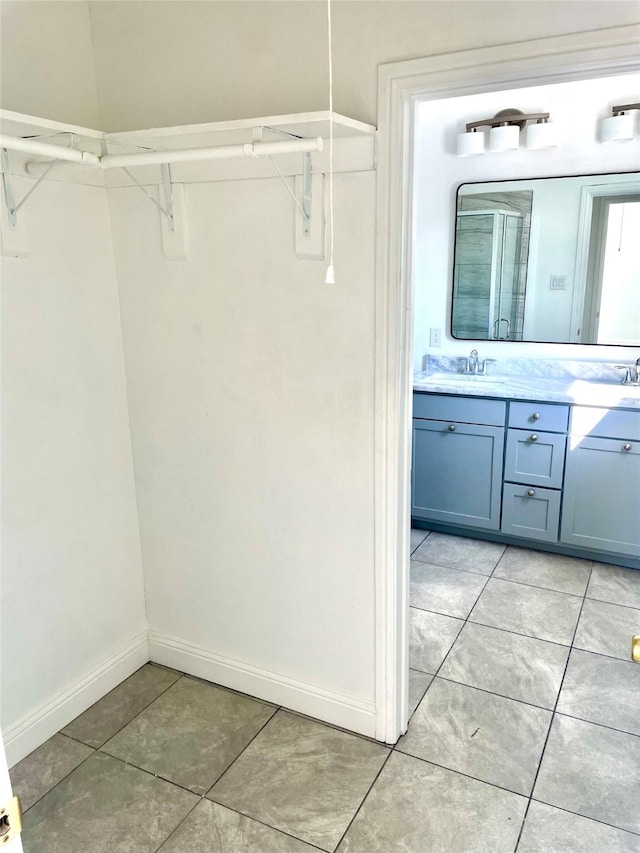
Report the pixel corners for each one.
[148,632,377,739]
[4,631,149,767]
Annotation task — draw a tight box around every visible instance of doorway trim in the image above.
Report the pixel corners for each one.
[373,23,640,743]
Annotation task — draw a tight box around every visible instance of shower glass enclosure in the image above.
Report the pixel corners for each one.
[452,208,527,341]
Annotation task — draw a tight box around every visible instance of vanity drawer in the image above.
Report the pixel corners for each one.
[413,393,505,426]
[570,407,640,440]
[504,429,566,489]
[501,484,560,543]
[508,402,569,433]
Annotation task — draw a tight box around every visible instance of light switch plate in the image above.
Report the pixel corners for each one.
[549,275,566,290]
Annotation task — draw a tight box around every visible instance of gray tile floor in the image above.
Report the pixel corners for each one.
[11,531,640,852]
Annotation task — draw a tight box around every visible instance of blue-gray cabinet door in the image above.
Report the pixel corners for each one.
[504,429,566,488]
[561,436,640,557]
[502,483,561,543]
[412,419,504,529]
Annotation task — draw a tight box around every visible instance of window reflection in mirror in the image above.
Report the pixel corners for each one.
[583,197,640,345]
[451,173,640,346]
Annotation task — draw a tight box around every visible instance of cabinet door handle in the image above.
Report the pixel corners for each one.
[530,434,538,442]
[448,424,456,432]
[532,412,541,420]
[527,489,535,496]
[623,443,632,452]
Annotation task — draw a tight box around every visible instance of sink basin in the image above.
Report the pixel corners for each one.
[420,372,506,387]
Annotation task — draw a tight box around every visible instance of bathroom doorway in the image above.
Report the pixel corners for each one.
[372,27,639,743]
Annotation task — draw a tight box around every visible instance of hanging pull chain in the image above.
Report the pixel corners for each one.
[325,0,335,284]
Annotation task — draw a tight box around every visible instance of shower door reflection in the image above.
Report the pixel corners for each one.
[452,209,527,341]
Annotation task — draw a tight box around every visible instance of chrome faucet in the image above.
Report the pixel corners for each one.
[615,357,640,385]
[461,349,496,375]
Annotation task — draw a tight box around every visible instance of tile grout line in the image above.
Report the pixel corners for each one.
[152,796,202,853]
[409,541,639,845]
[513,560,595,852]
[388,741,640,839]
[407,671,640,739]
[466,616,573,647]
[93,706,336,852]
[18,668,184,816]
[410,556,495,579]
[21,670,270,820]
[407,543,581,848]
[100,704,282,799]
[553,710,640,740]
[153,790,330,853]
[331,750,394,852]
[203,705,281,795]
[17,743,98,816]
[412,607,574,648]
[68,667,184,750]
[527,797,640,839]
[404,549,496,724]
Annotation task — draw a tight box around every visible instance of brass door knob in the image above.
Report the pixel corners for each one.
[633,635,640,663]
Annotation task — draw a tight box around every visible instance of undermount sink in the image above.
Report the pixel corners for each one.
[422,372,506,386]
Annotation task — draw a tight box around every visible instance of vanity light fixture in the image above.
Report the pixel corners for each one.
[456,109,557,156]
[601,102,640,143]
[456,128,486,157]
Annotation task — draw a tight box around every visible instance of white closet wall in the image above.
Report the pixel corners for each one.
[107,170,378,731]
[1,177,147,764]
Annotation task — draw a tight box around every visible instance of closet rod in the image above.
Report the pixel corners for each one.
[0,134,100,164]
[99,136,324,169]
[1,133,323,169]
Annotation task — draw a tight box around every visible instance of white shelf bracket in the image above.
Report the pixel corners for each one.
[121,162,175,231]
[295,156,324,261]
[120,161,186,258]
[160,163,175,233]
[302,153,312,237]
[1,147,59,229]
[268,149,324,258]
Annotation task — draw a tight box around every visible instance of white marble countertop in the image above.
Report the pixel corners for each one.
[413,370,640,410]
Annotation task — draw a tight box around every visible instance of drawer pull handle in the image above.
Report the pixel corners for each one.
[530,434,538,442]
[527,489,535,497]
[623,443,632,452]
[532,413,541,420]
[448,424,456,432]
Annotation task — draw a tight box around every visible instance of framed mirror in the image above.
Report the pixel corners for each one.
[451,172,640,345]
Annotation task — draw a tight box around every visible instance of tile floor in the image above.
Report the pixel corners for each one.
[10,530,640,852]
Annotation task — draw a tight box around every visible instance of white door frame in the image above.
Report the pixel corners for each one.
[373,23,640,743]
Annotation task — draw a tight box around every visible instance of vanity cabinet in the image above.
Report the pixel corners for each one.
[412,395,505,529]
[560,407,640,558]
[412,391,639,566]
[501,402,568,543]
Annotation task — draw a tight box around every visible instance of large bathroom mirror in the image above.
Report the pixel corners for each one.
[451,172,640,345]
